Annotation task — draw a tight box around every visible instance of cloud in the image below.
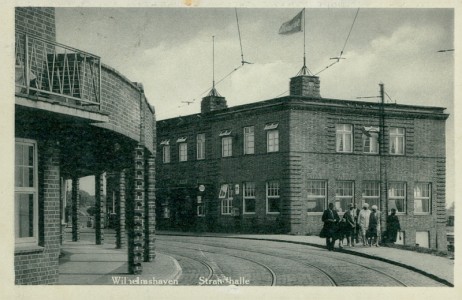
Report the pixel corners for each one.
[320,23,453,108]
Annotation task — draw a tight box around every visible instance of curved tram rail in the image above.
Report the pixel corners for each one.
[157,236,445,287]
[157,243,277,286]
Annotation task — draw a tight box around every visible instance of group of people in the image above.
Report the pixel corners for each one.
[321,202,401,251]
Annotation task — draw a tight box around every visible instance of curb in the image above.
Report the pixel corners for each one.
[157,232,454,287]
[166,253,183,281]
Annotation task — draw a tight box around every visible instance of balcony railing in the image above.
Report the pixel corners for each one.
[15,31,101,110]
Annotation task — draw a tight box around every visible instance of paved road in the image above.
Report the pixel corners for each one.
[156,235,446,287]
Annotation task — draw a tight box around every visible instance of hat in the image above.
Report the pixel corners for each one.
[371,205,378,210]
[349,203,354,209]
[363,203,369,208]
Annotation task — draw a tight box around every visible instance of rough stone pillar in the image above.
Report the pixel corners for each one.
[95,172,104,245]
[116,169,126,249]
[144,154,156,261]
[128,146,145,274]
[71,176,80,242]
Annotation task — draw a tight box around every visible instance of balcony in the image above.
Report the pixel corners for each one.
[15,31,101,111]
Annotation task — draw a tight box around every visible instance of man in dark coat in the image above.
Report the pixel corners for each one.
[386,208,401,243]
[322,202,340,251]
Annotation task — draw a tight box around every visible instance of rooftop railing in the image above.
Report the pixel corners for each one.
[15,31,101,110]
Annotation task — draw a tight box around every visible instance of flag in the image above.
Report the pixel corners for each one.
[279,9,303,35]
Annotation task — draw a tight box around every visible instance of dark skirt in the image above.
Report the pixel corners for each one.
[367,227,378,238]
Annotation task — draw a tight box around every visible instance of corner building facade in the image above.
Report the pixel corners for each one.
[156,75,448,251]
[14,8,156,284]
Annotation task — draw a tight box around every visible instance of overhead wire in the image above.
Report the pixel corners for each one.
[384,91,396,104]
[178,8,250,109]
[314,8,360,76]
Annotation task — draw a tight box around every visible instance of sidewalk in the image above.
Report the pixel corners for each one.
[58,239,181,285]
[157,231,454,286]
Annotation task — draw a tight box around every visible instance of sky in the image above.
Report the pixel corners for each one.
[54,7,455,205]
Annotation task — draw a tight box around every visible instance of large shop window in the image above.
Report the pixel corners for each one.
[389,127,405,155]
[414,183,431,214]
[266,181,280,214]
[306,180,327,213]
[335,181,354,213]
[219,184,232,215]
[243,182,256,214]
[15,139,38,246]
[336,124,353,153]
[362,181,380,208]
[388,182,406,214]
[243,126,255,155]
[196,134,205,160]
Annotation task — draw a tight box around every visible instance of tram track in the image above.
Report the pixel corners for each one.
[157,236,444,286]
[158,250,214,284]
[158,239,334,286]
[157,243,277,286]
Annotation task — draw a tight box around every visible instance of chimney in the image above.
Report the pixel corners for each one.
[201,87,227,113]
[290,75,321,98]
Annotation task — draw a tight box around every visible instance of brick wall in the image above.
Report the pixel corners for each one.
[156,106,291,233]
[15,139,61,284]
[156,98,447,249]
[142,99,156,153]
[289,107,447,250]
[97,65,142,140]
[15,7,56,41]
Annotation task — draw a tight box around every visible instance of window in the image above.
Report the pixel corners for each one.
[197,205,205,217]
[362,181,380,208]
[414,183,431,214]
[336,124,353,153]
[196,134,205,160]
[267,130,279,153]
[335,181,354,213]
[222,137,232,157]
[179,142,188,162]
[390,127,405,155]
[388,182,406,214]
[362,127,379,154]
[244,126,255,155]
[306,180,327,213]
[15,139,38,245]
[219,184,232,215]
[162,145,170,163]
[162,205,170,218]
[266,181,280,214]
[243,182,256,214]
[197,196,205,217]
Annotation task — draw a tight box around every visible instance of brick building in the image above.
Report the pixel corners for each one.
[14,7,156,284]
[156,74,448,251]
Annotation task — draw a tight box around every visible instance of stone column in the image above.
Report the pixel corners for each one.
[116,169,126,249]
[71,176,80,242]
[95,172,104,245]
[144,154,156,261]
[128,146,145,274]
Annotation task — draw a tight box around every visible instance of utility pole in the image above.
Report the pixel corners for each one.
[379,83,388,236]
